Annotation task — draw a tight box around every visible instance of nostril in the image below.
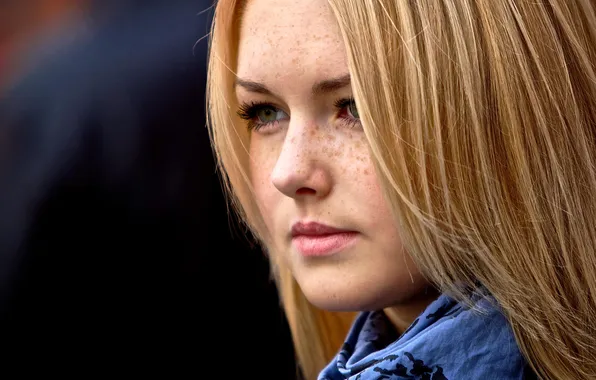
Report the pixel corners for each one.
[296,187,316,196]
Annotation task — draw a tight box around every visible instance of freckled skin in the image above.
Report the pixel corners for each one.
[236,0,428,312]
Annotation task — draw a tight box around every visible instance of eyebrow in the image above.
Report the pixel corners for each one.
[235,74,351,96]
[311,74,351,95]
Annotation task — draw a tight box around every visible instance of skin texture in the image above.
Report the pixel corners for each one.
[236,0,435,331]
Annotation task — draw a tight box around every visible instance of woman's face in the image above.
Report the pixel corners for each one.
[236,0,427,311]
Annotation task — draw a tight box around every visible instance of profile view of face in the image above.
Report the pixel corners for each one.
[236,0,427,311]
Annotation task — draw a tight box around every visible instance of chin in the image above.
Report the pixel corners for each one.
[306,294,369,312]
[298,278,399,312]
[295,267,432,313]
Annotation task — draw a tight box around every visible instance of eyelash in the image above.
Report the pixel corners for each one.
[333,98,361,129]
[236,101,276,131]
[236,98,360,132]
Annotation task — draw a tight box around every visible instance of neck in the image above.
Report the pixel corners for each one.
[383,286,440,334]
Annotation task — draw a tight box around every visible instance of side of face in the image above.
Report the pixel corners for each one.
[235,0,427,311]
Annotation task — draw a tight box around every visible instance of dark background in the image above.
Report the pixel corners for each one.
[0,1,298,377]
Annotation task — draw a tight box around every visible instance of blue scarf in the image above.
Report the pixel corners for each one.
[318,294,534,379]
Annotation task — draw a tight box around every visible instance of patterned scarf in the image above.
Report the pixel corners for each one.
[318,294,534,379]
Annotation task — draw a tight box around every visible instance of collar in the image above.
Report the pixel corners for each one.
[318,294,531,379]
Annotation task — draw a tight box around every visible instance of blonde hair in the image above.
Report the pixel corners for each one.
[207,1,596,379]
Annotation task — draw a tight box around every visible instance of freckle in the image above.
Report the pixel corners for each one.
[364,169,370,175]
[310,129,316,136]
[326,134,336,141]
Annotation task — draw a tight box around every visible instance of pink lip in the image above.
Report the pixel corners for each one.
[291,222,358,257]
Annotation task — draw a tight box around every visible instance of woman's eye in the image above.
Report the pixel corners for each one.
[334,98,360,120]
[348,102,360,119]
[256,107,285,123]
[347,101,359,119]
[237,102,289,132]
[334,98,361,128]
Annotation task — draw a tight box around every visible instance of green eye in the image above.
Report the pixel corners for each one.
[237,102,289,132]
[348,101,359,119]
[257,107,282,123]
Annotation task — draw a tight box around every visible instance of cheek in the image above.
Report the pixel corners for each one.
[364,166,397,234]
[342,135,396,230]
[334,132,372,173]
[249,139,280,221]
[339,134,378,194]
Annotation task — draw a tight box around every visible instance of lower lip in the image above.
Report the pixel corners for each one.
[292,232,358,257]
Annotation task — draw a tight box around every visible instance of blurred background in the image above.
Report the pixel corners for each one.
[0,1,298,377]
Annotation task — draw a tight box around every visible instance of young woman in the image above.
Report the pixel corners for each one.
[207,0,596,379]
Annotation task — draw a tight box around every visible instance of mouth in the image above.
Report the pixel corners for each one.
[291,222,359,257]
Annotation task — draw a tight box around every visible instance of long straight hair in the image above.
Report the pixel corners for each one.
[207,1,596,379]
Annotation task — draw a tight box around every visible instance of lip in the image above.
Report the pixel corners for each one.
[291,222,358,257]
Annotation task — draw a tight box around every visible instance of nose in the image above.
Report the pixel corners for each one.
[270,121,332,199]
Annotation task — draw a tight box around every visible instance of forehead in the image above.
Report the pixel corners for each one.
[236,0,348,84]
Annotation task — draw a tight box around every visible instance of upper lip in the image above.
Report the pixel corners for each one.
[291,222,352,237]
